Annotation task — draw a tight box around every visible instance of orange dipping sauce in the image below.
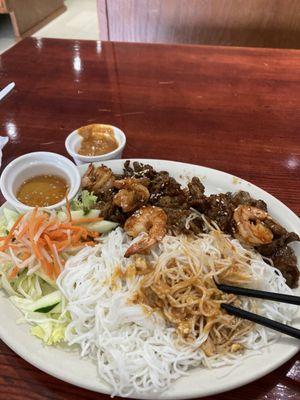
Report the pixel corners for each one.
[17,175,68,207]
[77,124,118,156]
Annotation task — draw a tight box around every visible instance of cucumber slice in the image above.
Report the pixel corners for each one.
[57,209,100,222]
[71,209,100,220]
[35,302,59,313]
[31,290,62,313]
[85,209,100,219]
[50,302,62,313]
[71,210,85,219]
[83,220,119,233]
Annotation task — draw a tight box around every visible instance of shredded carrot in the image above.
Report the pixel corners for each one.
[71,231,82,243]
[0,206,100,281]
[42,219,58,232]
[19,251,30,261]
[33,215,47,238]
[16,223,29,240]
[47,231,66,240]
[87,231,100,238]
[8,266,19,280]
[44,235,61,277]
[66,194,72,222]
[60,224,85,231]
[56,240,71,251]
[44,234,53,251]
[30,237,43,262]
[72,217,103,224]
[28,208,45,262]
[8,243,22,249]
[37,238,47,247]
[0,214,24,252]
[43,259,55,279]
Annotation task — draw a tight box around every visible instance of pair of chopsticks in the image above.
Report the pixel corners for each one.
[216,282,300,340]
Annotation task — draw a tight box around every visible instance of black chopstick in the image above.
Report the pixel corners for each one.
[221,303,300,340]
[216,283,300,306]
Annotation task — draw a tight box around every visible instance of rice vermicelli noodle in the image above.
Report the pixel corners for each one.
[57,225,296,397]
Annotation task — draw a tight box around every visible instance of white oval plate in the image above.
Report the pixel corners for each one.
[0,159,299,399]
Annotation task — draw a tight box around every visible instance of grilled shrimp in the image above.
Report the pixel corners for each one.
[233,205,273,245]
[113,178,150,212]
[82,164,115,194]
[124,206,167,257]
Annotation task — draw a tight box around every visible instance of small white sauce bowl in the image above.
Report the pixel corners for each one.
[0,152,81,212]
[65,125,126,165]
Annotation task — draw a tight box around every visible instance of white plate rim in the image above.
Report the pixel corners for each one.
[0,158,299,399]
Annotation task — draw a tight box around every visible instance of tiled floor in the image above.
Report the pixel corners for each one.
[0,0,99,54]
[33,0,98,40]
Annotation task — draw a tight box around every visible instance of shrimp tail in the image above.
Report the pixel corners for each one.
[125,235,157,258]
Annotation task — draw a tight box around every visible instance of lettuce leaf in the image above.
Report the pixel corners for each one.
[31,314,70,345]
[0,214,8,236]
[71,190,97,213]
[0,207,20,236]
[3,208,20,230]
[6,271,69,346]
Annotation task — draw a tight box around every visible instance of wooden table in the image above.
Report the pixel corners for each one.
[0,37,299,400]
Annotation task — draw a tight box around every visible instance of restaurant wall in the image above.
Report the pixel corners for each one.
[98,0,300,48]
